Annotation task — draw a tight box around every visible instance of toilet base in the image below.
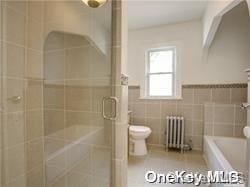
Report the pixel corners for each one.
[129,138,147,156]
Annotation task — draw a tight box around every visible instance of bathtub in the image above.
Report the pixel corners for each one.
[203,136,246,187]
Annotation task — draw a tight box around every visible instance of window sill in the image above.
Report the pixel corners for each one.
[139,96,182,100]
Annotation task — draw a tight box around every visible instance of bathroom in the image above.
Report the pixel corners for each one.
[0,0,250,187]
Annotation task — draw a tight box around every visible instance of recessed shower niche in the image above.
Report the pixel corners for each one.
[43,31,112,186]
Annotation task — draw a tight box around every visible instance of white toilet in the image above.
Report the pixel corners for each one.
[129,125,151,156]
[128,111,152,156]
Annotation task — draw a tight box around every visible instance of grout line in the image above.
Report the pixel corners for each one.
[233,104,236,137]
[191,88,194,136]
[44,45,93,53]
[210,88,213,103]
[159,101,162,145]
[1,40,43,53]
[212,103,215,136]
[229,88,232,104]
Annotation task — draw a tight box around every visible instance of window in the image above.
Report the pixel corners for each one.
[146,47,176,98]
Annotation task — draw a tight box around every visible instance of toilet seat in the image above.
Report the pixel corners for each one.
[129,125,151,133]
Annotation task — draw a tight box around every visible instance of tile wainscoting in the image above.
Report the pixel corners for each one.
[128,84,247,150]
[204,103,247,137]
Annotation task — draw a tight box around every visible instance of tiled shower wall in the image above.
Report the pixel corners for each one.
[1,1,45,186]
[128,85,247,150]
[44,31,111,136]
[1,1,114,186]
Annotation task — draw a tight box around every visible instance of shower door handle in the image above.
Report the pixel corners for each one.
[102,96,118,121]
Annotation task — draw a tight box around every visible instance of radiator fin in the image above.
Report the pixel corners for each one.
[166,116,185,153]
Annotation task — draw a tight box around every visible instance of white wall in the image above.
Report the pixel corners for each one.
[128,3,250,86]
[202,0,236,47]
[128,20,203,86]
[205,1,250,84]
[202,0,250,48]
[43,1,111,55]
[248,0,250,12]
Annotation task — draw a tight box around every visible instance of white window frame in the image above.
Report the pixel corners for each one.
[141,44,182,100]
[146,47,176,98]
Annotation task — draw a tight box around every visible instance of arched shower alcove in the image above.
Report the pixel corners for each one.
[43,30,112,186]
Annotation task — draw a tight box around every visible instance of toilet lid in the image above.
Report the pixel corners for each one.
[129,125,150,133]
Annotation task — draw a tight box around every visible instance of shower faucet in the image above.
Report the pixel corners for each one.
[241,102,250,109]
[7,96,22,103]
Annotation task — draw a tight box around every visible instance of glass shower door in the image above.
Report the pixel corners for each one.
[0,1,113,187]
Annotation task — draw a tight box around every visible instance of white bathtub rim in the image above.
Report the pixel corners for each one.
[204,136,234,172]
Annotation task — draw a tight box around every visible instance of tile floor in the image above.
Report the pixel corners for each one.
[128,147,208,187]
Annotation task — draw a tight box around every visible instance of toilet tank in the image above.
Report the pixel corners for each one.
[128,111,132,124]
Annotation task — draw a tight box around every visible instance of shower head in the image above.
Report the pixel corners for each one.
[82,0,107,8]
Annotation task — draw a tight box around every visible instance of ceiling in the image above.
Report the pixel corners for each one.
[128,0,208,30]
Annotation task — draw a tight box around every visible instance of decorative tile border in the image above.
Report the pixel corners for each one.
[129,83,247,89]
[128,85,140,89]
[182,83,247,89]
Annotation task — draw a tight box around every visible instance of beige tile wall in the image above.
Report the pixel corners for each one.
[43,31,113,186]
[44,32,111,134]
[1,1,45,186]
[204,103,247,137]
[128,86,247,150]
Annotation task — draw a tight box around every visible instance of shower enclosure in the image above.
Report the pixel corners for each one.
[0,1,124,186]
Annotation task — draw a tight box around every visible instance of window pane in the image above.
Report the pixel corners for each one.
[149,74,173,96]
[149,49,173,73]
